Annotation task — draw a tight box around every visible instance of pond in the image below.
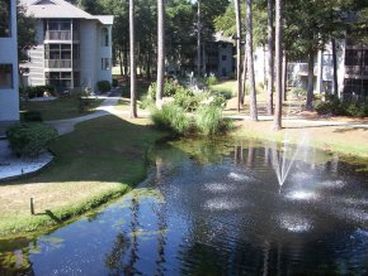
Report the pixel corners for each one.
[1,138,368,275]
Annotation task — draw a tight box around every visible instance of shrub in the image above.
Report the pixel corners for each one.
[26,85,57,98]
[204,75,219,86]
[173,88,200,112]
[6,123,58,157]
[346,102,368,117]
[195,105,229,136]
[314,95,368,117]
[151,103,192,135]
[112,79,119,88]
[97,81,111,93]
[22,111,43,122]
[148,79,184,100]
[291,87,307,99]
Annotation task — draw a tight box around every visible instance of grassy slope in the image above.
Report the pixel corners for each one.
[233,120,368,159]
[21,97,103,121]
[0,115,165,239]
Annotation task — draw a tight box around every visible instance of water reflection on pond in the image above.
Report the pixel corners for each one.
[1,138,368,275]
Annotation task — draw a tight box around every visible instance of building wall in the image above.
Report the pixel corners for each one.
[96,25,113,84]
[217,43,234,77]
[0,0,19,124]
[79,20,97,89]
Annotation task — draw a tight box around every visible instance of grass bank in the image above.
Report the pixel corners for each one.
[233,120,368,159]
[0,115,165,239]
[21,97,103,121]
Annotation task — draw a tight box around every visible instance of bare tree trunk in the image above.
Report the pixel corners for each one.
[119,49,123,76]
[273,0,283,130]
[241,50,247,105]
[156,0,165,107]
[266,0,274,115]
[124,42,129,76]
[234,0,242,113]
[197,0,201,77]
[246,0,258,121]
[306,52,314,110]
[129,0,137,118]
[332,38,338,96]
[282,51,287,101]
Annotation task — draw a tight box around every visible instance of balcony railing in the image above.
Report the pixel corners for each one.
[44,59,79,69]
[45,31,79,41]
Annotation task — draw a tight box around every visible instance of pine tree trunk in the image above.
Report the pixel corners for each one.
[156,0,165,107]
[306,52,314,110]
[129,0,137,118]
[266,0,274,115]
[241,42,247,105]
[282,51,287,101]
[246,0,258,121]
[119,49,123,76]
[197,0,201,77]
[273,0,283,130]
[234,0,242,113]
[332,38,338,96]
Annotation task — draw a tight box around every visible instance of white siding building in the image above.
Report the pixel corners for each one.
[20,0,114,93]
[0,0,19,125]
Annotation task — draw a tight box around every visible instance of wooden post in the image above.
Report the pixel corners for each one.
[30,198,35,215]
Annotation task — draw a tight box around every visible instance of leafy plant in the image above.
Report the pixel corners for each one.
[26,85,57,98]
[112,79,119,88]
[195,105,230,136]
[7,123,58,157]
[151,103,192,135]
[22,111,43,122]
[291,87,307,99]
[97,81,111,93]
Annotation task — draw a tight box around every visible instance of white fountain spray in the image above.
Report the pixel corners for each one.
[272,132,308,187]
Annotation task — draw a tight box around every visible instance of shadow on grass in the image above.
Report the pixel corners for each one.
[10,114,163,185]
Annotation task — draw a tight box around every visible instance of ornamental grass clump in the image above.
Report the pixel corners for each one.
[151,103,192,135]
[195,105,229,136]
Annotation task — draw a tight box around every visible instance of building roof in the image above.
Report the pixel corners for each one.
[19,0,114,25]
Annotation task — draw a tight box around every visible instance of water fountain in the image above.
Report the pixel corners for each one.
[272,132,308,187]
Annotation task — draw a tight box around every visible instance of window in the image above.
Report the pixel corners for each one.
[0,0,11,37]
[345,50,361,66]
[101,58,111,70]
[101,28,109,47]
[0,64,13,89]
[222,55,227,61]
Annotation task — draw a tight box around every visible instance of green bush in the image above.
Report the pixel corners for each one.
[195,105,229,136]
[7,123,58,157]
[148,79,184,100]
[97,81,111,93]
[112,79,119,88]
[314,95,368,117]
[291,87,307,99]
[204,75,219,86]
[173,88,200,112]
[345,102,368,117]
[22,111,43,122]
[151,103,192,135]
[26,85,57,98]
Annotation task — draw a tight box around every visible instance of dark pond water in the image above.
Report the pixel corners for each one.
[1,138,368,275]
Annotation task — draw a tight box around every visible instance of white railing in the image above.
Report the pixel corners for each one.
[45,59,72,68]
[45,31,79,41]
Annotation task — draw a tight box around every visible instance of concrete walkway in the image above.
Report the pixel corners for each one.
[47,92,122,135]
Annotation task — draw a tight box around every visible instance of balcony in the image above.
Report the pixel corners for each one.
[45,59,80,69]
[45,31,79,41]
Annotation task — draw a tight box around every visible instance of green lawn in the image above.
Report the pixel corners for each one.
[0,115,165,239]
[21,97,103,121]
[209,80,237,96]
